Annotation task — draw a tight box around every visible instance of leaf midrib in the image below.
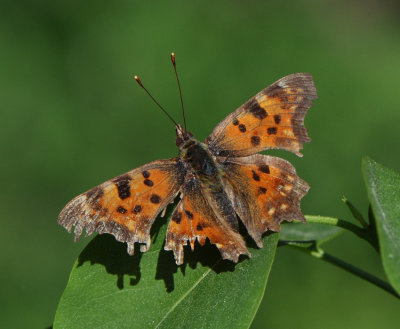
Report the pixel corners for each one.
[154,266,213,328]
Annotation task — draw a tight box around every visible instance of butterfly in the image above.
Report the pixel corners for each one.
[58,57,317,265]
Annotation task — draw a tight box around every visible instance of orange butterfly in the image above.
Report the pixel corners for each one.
[58,54,317,265]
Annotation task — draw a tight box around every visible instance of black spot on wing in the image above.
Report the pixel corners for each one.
[238,124,246,133]
[252,170,260,181]
[113,174,132,200]
[144,179,154,187]
[117,206,127,214]
[274,115,281,124]
[246,99,268,119]
[184,210,194,219]
[251,135,261,146]
[259,187,267,194]
[150,194,161,204]
[133,205,142,213]
[267,127,277,135]
[142,170,150,178]
[233,119,239,126]
[258,164,270,174]
[172,211,182,224]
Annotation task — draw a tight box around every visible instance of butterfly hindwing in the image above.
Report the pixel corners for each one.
[220,154,309,247]
[164,175,249,265]
[206,73,317,157]
[58,158,183,255]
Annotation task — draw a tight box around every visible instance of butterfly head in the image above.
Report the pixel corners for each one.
[175,124,194,147]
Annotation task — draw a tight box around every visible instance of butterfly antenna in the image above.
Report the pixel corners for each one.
[134,75,181,130]
[171,53,187,131]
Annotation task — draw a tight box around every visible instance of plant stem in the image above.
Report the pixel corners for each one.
[305,215,363,233]
[282,242,399,299]
[304,215,379,251]
[311,248,399,299]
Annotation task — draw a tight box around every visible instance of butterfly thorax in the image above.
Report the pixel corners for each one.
[179,137,220,179]
[175,124,219,177]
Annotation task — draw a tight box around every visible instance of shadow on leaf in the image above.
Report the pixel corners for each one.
[155,222,264,292]
[155,240,238,292]
[76,204,265,292]
[78,234,143,289]
[76,204,173,289]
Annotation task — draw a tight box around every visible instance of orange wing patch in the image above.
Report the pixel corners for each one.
[58,158,181,255]
[164,177,249,265]
[221,154,309,247]
[206,73,317,157]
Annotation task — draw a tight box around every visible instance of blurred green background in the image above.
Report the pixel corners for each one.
[1,0,400,328]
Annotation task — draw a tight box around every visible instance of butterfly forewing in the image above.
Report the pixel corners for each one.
[206,73,317,157]
[58,158,182,255]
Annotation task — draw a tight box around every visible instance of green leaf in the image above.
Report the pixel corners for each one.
[54,215,279,329]
[363,156,400,294]
[280,217,342,246]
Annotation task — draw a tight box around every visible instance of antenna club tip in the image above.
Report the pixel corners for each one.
[134,75,143,87]
[171,52,176,64]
